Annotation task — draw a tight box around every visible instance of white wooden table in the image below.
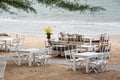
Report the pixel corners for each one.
[53,44,67,47]
[73,52,104,73]
[80,45,96,52]
[17,48,47,66]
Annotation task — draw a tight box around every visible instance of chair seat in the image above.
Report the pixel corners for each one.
[98,60,108,64]
[69,58,84,62]
[78,57,85,61]
[8,55,24,59]
[90,60,103,65]
[35,54,51,59]
[34,54,51,66]
[7,55,28,64]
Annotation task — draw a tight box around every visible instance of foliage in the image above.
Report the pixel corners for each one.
[44,27,52,34]
[37,0,105,12]
[0,0,36,14]
[0,0,105,14]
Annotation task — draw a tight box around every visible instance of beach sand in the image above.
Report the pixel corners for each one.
[1,34,120,80]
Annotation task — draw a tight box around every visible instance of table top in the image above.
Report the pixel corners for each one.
[77,45,96,49]
[53,44,67,47]
[18,48,47,53]
[74,52,104,58]
[0,37,14,41]
[82,36,94,39]
[56,42,68,45]
[64,36,76,38]
[81,45,96,48]
[83,36,100,41]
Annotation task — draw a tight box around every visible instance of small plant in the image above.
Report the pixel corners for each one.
[44,27,52,34]
[44,27,52,39]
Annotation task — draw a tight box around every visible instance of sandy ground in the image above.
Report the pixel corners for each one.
[1,34,120,80]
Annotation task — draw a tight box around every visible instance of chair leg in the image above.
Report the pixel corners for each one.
[33,58,47,67]
[71,61,83,70]
[89,64,103,73]
[77,61,84,69]
[104,64,111,71]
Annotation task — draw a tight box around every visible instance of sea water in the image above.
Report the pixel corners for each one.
[0,0,120,37]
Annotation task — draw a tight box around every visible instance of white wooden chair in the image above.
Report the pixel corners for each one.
[0,41,5,50]
[88,54,104,73]
[71,49,84,67]
[64,50,84,70]
[7,38,28,65]
[7,38,24,52]
[33,48,51,66]
[99,34,110,44]
[89,43,111,73]
[100,43,112,71]
[0,56,7,80]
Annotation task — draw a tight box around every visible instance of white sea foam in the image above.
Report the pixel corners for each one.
[0,17,120,37]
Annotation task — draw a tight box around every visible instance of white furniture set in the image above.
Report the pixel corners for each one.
[65,35,111,73]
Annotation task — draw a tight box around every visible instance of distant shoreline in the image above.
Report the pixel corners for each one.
[1,15,120,22]
[0,17,120,36]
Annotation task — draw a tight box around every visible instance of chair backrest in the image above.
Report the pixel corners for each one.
[75,34,83,42]
[64,50,72,61]
[16,34,25,48]
[71,49,78,54]
[68,44,77,50]
[13,38,25,49]
[99,43,111,53]
[98,43,112,61]
[8,38,25,52]
[99,34,110,44]
[17,38,25,49]
[70,49,79,58]
[0,56,7,80]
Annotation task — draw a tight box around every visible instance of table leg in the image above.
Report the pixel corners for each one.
[86,58,90,73]
[44,53,47,65]
[5,41,7,52]
[90,39,92,45]
[73,55,76,71]
[18,52,21,65]
[93,46,96,52]
[86,47,89,52]
[28,52,32,66]
[80,46,82,53]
